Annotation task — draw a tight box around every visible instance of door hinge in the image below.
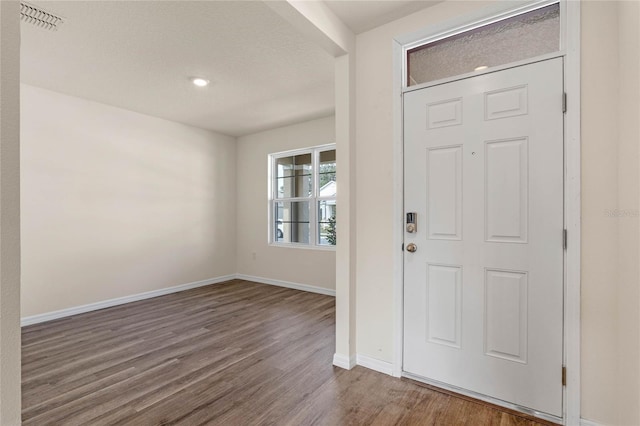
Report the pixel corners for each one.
[562,366,567,386]
[562,92,567,113]
[402,243,405,252]
[563,229,567,250]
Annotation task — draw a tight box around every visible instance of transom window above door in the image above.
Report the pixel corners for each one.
[406,2,560,86]
[269,145,336,249]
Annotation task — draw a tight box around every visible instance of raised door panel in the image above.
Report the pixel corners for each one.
[485,138,528,243]
[484,269,528,363]
[427,98,462,129]
[427,264,462,348]
[427,146,462,240]
[485,85,528,121]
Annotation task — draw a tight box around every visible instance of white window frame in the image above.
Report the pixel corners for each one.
[268,143,336,250]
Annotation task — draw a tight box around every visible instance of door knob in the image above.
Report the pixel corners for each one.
[406,243,417,253]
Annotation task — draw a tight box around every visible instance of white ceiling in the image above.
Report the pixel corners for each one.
[21,1,441,137]
[325,0,442,34]
[21,1,336,137]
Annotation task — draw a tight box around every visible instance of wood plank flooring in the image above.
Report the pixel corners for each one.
[22,279,556,425]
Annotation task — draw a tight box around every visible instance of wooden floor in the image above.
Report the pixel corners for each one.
[22,279,555,425]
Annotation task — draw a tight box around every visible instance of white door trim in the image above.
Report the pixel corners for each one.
[391,1,581,423]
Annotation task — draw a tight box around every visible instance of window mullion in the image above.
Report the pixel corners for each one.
[310,194,316,246]
[276,197,311,203]
[269,152,277,244]
[311,148,319,246]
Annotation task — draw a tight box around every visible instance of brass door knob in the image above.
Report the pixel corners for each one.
[406,243,417,253]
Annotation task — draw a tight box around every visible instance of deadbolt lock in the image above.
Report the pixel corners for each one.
[406,243,417,253]
[406,212,417,233]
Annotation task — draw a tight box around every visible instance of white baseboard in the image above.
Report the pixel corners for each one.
[21,274,236,327]
[22,274,334,327]
[580,419,604,426]
[333,353,356,370]
[356,354,395,376]
[235,274,336,297]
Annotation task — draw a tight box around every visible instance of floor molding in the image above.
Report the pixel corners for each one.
[235,274,336,297]
[333,353,356,370]
[22,274,335,327]
[356,354,395,376]
[580,419,603,426]
[21,274,236,326]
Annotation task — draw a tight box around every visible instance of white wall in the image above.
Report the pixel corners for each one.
[613,2,639,424]
[21,85,237,317]
[580,3,625,424]
[236,116,336,291]
[334,53,357,361]
[354,1,640,425]
[0,1,22,423]
[581,2,640,424]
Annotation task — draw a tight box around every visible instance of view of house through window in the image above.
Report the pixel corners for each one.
[270,145,336,247]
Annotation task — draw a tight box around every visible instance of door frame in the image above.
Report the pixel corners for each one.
[391,1,581,424]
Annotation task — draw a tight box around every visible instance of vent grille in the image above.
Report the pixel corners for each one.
[20,2,64,31]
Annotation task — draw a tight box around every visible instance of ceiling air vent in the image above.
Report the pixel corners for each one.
[20,2,64,31]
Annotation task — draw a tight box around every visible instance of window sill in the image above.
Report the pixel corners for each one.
[269,242,336,252]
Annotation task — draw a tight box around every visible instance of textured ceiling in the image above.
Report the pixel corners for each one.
[21,1,336,137]
[21,1,445,136]
[325,0,442,34]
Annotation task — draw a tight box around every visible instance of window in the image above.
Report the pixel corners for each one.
[407,3,560,86]
[269,145,336,248]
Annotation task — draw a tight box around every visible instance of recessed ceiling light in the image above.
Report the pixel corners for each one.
[191,77,209,87]
[474,65,489,72]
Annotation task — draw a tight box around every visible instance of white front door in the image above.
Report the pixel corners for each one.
[403,58,564,417]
